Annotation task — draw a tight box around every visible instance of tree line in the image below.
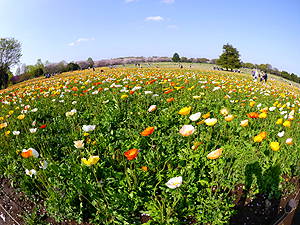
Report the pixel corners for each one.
[173,44,300,84]
[0,38,299,90]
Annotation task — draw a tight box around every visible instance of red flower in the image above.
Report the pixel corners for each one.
[167,97,175,103]
[140,127,155,136]
[21,149,33,158]
[164,89,174,94]
[146,79,157,85]
[40,124,47,129]
[124,148,139,160]
[247,112,259,118]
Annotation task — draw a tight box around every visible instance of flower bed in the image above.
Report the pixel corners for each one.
[0,68,299,224]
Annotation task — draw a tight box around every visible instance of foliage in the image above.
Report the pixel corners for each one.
[172,53,180,62]
[0,37,22,89]
[0,68,299,224]
[66,62,80,71]
[242,62,300,84]
[180,57,188,62]
[217,44,242,70]
[87,57,94,68]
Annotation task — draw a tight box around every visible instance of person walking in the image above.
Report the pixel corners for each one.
[263,72,268,83]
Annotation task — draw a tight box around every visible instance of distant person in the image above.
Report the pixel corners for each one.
[258,72,262,82]
[253,70,258,82]
[263,73,268,83]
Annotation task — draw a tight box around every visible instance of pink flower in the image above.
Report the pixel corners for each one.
[179,125,195,137]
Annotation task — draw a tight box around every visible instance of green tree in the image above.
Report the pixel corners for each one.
[217,44,241,70]
[66,62,80,71]
[180,57,188,62]
[172,53,180,62]
[0,38,22,89]
[243,62,255,69]
[87,57,94,68]
[198,58,209,63]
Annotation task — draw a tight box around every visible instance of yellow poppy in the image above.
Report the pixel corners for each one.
[283,121,291,128]
[81,156,100,166]
[270,142,280,151]
[178,107,192,116]
[17,114,25,120]
[276,118,283,125]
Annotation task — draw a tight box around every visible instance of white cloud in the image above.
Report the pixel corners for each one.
[68,37,95,46]
[125,0,138,2]
[145,16,164,21]
[162,0,175,4]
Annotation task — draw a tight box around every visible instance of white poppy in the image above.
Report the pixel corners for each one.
[74,140,84,149]
[25,169,37,177]
[148,105,157,112]
[166,176,183,189]
[13,131,20,136]
[277,131,285,137]
[189,112,201,121]
[82,125,96,132]
[29,128,37,133]
[179,125,195,137]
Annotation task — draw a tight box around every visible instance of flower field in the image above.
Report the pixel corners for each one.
[0,68,300,224]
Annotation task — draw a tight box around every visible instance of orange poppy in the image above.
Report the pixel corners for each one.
[247,112,259,118]
[141,166,148,171]
[164,89,174,94]
[259,131,267,139]
[146,79,157,85]
[124,148,139,160]
[140,127,155,136]
[207,148,223,159]
[167,97,175,102]
[21,149,33,158]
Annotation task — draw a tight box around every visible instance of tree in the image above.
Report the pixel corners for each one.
[66,62,80,71]
[198,58,209,63]
[209,59,217,64]
[87,57,94,68]
[172,53,180,62]
[180,57,188,62]
[0,38,22,89]
[217,44,241,70]
[243,62,255,69]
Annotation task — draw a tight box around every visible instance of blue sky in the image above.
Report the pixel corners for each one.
[1,0,300,74]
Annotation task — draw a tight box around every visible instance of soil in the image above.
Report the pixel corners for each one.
[230,177,300,225]
[0,178,34,225]
[1,177,299,225]
[0,178,90,225]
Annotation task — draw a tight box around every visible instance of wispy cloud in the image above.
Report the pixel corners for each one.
[68,37,95,46]
[145,16,164,21]
[162,0,175,4]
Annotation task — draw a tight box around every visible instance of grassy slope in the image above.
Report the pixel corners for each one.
[120,62,300,89]
[1,63,299,94]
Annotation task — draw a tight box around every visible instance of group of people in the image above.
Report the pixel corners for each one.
[252,70,268,83]
[213,66,241,73]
